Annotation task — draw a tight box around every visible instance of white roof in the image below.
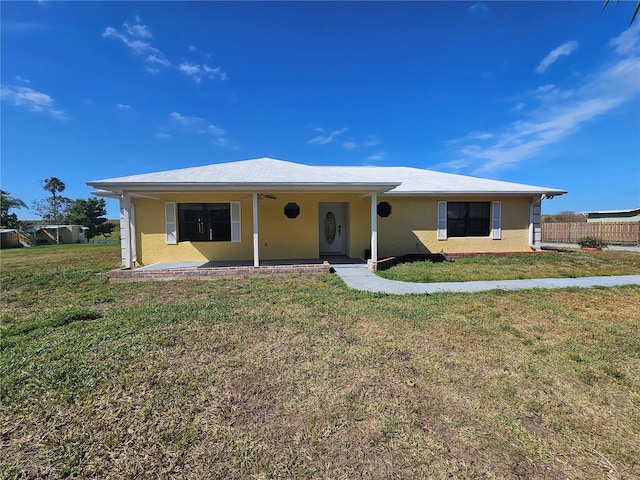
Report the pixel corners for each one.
[87,157,566,197]
[582,207,640,215]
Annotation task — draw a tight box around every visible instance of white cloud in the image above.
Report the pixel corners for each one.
[308,127,348,145]
[146,54,170,66]
[207,124,226,136]
[103,18,226,83]
[170,111,204,127]
[440,159,469,171]
[178,62,227,83]
[167,112,229,146]
[178,63,199,76]
[14,75,30,84]
[341,135,380,150]
[1,85,66,119]
[212,137,229,146]
[468,3,490,16]
[451,25,640,174]
[123,20,152,39]
[363,135,380,147]
[116,103,131,110]
[188,45,197,52]
[610,21,640,56]
[367,151,386,162]
[473,132,493,140]
[102,25,165,60]
[155,132,171,139]
[536,40,579,74]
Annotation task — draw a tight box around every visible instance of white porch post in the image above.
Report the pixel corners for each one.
[529,195,543,250]
[370,192,378,269]
[252,193,259,267]
[119,193,132,268]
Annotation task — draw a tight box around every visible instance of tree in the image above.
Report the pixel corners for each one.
[0,190,27,228]
[602,0,640,25]
[33,176,72,223]
[43,177,66,197]
[65,197,114,240]
[542,211,587,223]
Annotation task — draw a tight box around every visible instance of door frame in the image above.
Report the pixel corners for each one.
[318,202,349,255]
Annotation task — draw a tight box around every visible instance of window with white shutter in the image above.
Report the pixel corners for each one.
[492,201,502,240]
[437,201,447,240]
[165,202,177,244]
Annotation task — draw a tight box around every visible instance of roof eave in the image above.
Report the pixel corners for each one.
[383,190,567,197]
[87,181,401,194]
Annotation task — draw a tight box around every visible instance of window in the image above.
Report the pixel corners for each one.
[178,203,232,242]
[284,203,300,219]
[447,202,490,237]
[377,201,392,217]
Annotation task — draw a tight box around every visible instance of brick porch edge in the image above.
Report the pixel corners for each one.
[108,262,331,283]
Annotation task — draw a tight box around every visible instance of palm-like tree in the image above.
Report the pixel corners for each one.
[43,177,66,197]
[0,190,27,228]
[603,0,640,24]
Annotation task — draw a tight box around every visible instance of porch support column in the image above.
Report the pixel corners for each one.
[119,193,132,268]
[370,192,378,270]
[252,193,259,267]
[529,195,542,250]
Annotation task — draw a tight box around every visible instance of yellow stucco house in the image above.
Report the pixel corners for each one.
[87,157,565,270]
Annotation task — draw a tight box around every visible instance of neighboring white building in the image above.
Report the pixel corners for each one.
[581,208,640,223]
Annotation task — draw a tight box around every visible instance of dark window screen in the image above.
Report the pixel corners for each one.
[447,202,490,237]
[178,203,231,242]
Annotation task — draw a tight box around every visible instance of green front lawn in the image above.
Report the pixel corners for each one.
[1,244,639,478]
[376,249,640,283]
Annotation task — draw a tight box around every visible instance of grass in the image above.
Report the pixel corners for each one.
[377,249,640,283]
[1,244,640,478]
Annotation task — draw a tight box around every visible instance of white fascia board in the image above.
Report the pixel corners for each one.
[86,182,401,193]
[91,189,122,199]
[382,189,567,197]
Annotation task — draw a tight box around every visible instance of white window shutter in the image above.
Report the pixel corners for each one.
[230,201,241,242]
[492,201,502,240]
[165,202,177,244]
[437,201,447,240]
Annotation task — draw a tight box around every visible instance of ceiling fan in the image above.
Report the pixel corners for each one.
[257,193,277,200]
[243,193,278,201]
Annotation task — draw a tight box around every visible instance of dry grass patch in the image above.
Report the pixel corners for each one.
[2,245,639,478]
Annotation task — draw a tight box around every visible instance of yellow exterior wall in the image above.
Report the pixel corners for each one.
[132,192,372,265]
[377,196,533,256]
[132,192,534,265]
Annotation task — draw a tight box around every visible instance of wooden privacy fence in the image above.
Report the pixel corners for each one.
[542,222,640,245]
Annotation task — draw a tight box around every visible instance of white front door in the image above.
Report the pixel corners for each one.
[319,202,346,255]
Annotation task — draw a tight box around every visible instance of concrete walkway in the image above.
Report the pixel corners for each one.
[332,264,640,295]
[542,243,640,253]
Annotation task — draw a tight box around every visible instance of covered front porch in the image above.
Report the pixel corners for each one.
[117,189,392,272]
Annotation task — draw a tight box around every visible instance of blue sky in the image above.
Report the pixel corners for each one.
[2,1,639,220]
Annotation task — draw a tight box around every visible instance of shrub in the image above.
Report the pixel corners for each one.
[577,237,607,249]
